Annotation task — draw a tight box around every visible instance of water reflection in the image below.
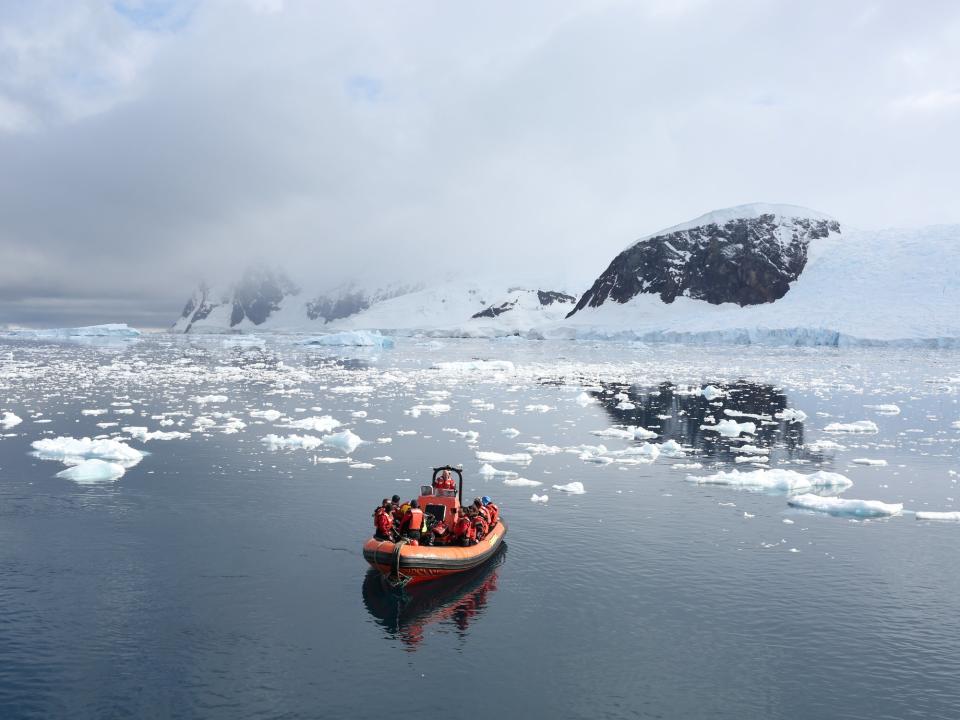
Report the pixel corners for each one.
[362,547,505,651]
[592,381,810,461]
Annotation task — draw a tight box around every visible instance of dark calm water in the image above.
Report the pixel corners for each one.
[1,336,959,719]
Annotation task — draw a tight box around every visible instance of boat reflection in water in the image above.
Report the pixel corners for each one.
[362,545,506,651]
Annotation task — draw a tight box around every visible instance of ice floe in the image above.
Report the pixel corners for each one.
[284,416,342,433]
[31,436,144,466]
[866,404,901,415]
[123,426,190,441]
[301,331,395,348]
[443,427,479,442]
[530,493,549,503]
[408,403,451,418]
[250,409,283,422]
[787,494,903,517]
[775,408,807,423]
[1,411,22,429]
[552,481,586,494]
[261,429,363,453]
[915,511,960,521]
[478,463,518,478]
[190,394,228,405]
[851,458,888,466]
[687,468,853,493]
[476,451,533,465]
[432,360,515,373]
[703,419,756,437]
[56,459,126,484]
[503,477,542,487]
[824,420,879,434]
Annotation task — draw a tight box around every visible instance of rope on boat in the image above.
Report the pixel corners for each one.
[387,538,411,589]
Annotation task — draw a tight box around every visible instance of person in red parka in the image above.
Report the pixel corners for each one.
[481,496,499,528]
[373,499,396,541]
[434,468,456,491]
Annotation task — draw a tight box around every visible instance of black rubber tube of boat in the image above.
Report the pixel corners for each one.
[391,538,408,582]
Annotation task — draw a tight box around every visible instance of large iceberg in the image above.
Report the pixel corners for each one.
[301,331,395,348]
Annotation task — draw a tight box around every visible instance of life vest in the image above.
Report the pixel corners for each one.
[485,502,499,526]
[434,475,455,490]
[404,508,424,533]
[454,515,472,538]
[476,505,490,524]
[433,521,448,536]
[473,515,488,540]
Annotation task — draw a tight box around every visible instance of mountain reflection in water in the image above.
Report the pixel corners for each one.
[362,547,505,651]
[592,381,809,461]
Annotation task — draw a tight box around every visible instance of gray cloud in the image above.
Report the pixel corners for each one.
[2,0,959,327]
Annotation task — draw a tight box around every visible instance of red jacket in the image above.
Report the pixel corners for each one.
[374,508,393,536]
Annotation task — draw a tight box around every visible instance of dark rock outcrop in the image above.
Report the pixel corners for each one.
[471,289,577,320]
[568,206,840,317]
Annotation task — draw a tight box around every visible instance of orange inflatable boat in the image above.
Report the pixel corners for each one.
[363,466,507,588]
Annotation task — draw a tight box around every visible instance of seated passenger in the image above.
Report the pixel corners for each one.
[391,495,404,524]
[472,497,491,525]
[373,499,396,541]
[433,468,456,491]
[428,520,451,546]
[481,496,499,527]
[472,506,489,541]
[400,499,424,542]
[453,508,476,546]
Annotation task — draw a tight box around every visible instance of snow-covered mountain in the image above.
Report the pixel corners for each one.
[568,203,841,315]
[558,206,960,346]
[173,270,577,335]
[171,203,960,346]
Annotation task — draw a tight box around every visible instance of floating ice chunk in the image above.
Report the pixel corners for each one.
[726,409,773,421]
[408,403,451,418]
[591,427,634,439]
[478,463,518,478]
[656,440,685,457]
[787,494,903,518]
[123,426,189,441]
[518,443,563,455]
[432,360,515,373]
[322,429,364,454]
[31,436,144,465]
[503,477,542,487]
[738,444,769,455]
[261,434,324,451]
[525,404,554,413]
[672,462,703,470]
[824,420,879,434]
[284,416,342,433]
[56,459,126,484]
[635,443,660,462]
[615,401,636,410]
[81,409,107,416]
[331,385,374,394]
[806,439,847,452]
[530,494,549,503]
[704,419,756,437]
[735,455,768,464]
[190,395,228,405]
[501,427,520,438]
[687,468,853,493]
[352,411,368,418]
[865,404,901,415]
[349,462,375,469]
[2,323,140,339]
[634,427,658,440]
[701,385,725,401]
[552,481,585,494]
[851,458,888,466]
[250,409,283,422]
[220,418,246,434]
[476,451,533,465]
[915,511,960,521]
[1,411,22,429]
[396,430,416,436]
[301,331,395,348]
[574,392,596,406]
[775,408,807,423]
[443,428,479,442]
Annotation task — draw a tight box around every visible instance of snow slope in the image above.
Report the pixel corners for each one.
[553,223,960,346]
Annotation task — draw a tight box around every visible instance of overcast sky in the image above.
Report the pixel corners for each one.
[1,0,959,328]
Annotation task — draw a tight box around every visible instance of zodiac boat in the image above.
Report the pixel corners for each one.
[363,466,507,588]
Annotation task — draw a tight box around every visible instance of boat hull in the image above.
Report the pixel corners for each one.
[363,520,507,585]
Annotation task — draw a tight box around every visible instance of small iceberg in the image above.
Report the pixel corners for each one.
[530,493,549,503]
[56,459,126,484]
[301,331,395,348]
[787,494,903,518]
[824,420,879,434]
[552,481,585,494]
[1,411,23,429]
[703,419,756,437]
[476,451,533,465]
[915,511,960,521]
[503,477,542,487]
[687,468,853,494]
[31,436,144,466]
